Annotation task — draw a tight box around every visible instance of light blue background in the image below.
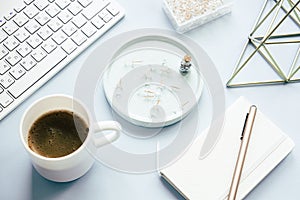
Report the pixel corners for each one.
[0,0,299,199]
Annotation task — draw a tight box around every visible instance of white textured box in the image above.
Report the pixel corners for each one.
[163,0,233,33]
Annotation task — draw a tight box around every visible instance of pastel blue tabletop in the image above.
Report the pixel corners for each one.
[0,0,299,199]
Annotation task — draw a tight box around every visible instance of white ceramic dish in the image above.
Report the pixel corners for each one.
[102,36,204,127]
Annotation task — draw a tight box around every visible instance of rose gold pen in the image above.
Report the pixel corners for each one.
[228,105,257,200]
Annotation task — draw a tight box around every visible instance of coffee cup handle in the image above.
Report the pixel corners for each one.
[93,121,121,148]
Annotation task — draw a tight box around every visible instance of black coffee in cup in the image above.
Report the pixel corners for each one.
[28,110,89,158]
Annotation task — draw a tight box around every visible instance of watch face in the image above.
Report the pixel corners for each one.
[102,37,204,128]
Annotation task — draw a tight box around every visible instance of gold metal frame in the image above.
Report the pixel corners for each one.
[227,0,300,88]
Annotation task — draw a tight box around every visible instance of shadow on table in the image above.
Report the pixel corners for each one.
[31,167,75,200]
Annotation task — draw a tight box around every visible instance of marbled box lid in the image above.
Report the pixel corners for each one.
[163,0,233,33]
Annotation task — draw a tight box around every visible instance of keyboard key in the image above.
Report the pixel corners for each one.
[61,39,77,54]
[27,34,43,49]
[72,14,87,28]
[81,22,96,37]
[52,30,67,44]
[14,28,30,42]
[31,48,47,62]
[99,8,113,23]
[2,21,19,35]
[58,10,73,24]
[20,56,36,70]
[24,4,40,19]
[24,20,40,34]
[0,74,15,88]
[0,92,14,107]
[5,51,22,66]
[0,46,9,60]
[13,13,29,27]
[62,22,77,36]
[82,0,107,20]
[106,3,120,16]
[47,18,63,32]
[8,48,67,98]
[45,4,61,18]
[37,26,53,40]
[10,64,26,79]
[24,0,35,5]
[99,9,110,19]
[102,13,112,23]
[91,16,104,29]
[56,0,70,10]
[0,30,8,43]
[14,3,26,13]
[34,0,49,11]
[35,12,51,26]
[3,37,19,51]
[71,31,86,45]
[68,2,83,16]
[4,11,17,21]
[41,39,57,53]
[16,43,32,57]
[78,0,93,7]
[0,60,10,75]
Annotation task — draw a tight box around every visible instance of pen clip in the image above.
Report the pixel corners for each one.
[240,113,249,140]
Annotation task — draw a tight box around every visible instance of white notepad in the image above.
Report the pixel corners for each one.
[160,97,294,200]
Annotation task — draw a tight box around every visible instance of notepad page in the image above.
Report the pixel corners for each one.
[160,97,292,200]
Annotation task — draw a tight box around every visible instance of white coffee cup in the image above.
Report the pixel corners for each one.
[20,94,121,182]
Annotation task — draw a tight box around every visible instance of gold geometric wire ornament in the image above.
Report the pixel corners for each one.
[227,0,300,88]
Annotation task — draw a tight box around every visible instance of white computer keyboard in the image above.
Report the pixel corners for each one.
[0,0,125,120]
